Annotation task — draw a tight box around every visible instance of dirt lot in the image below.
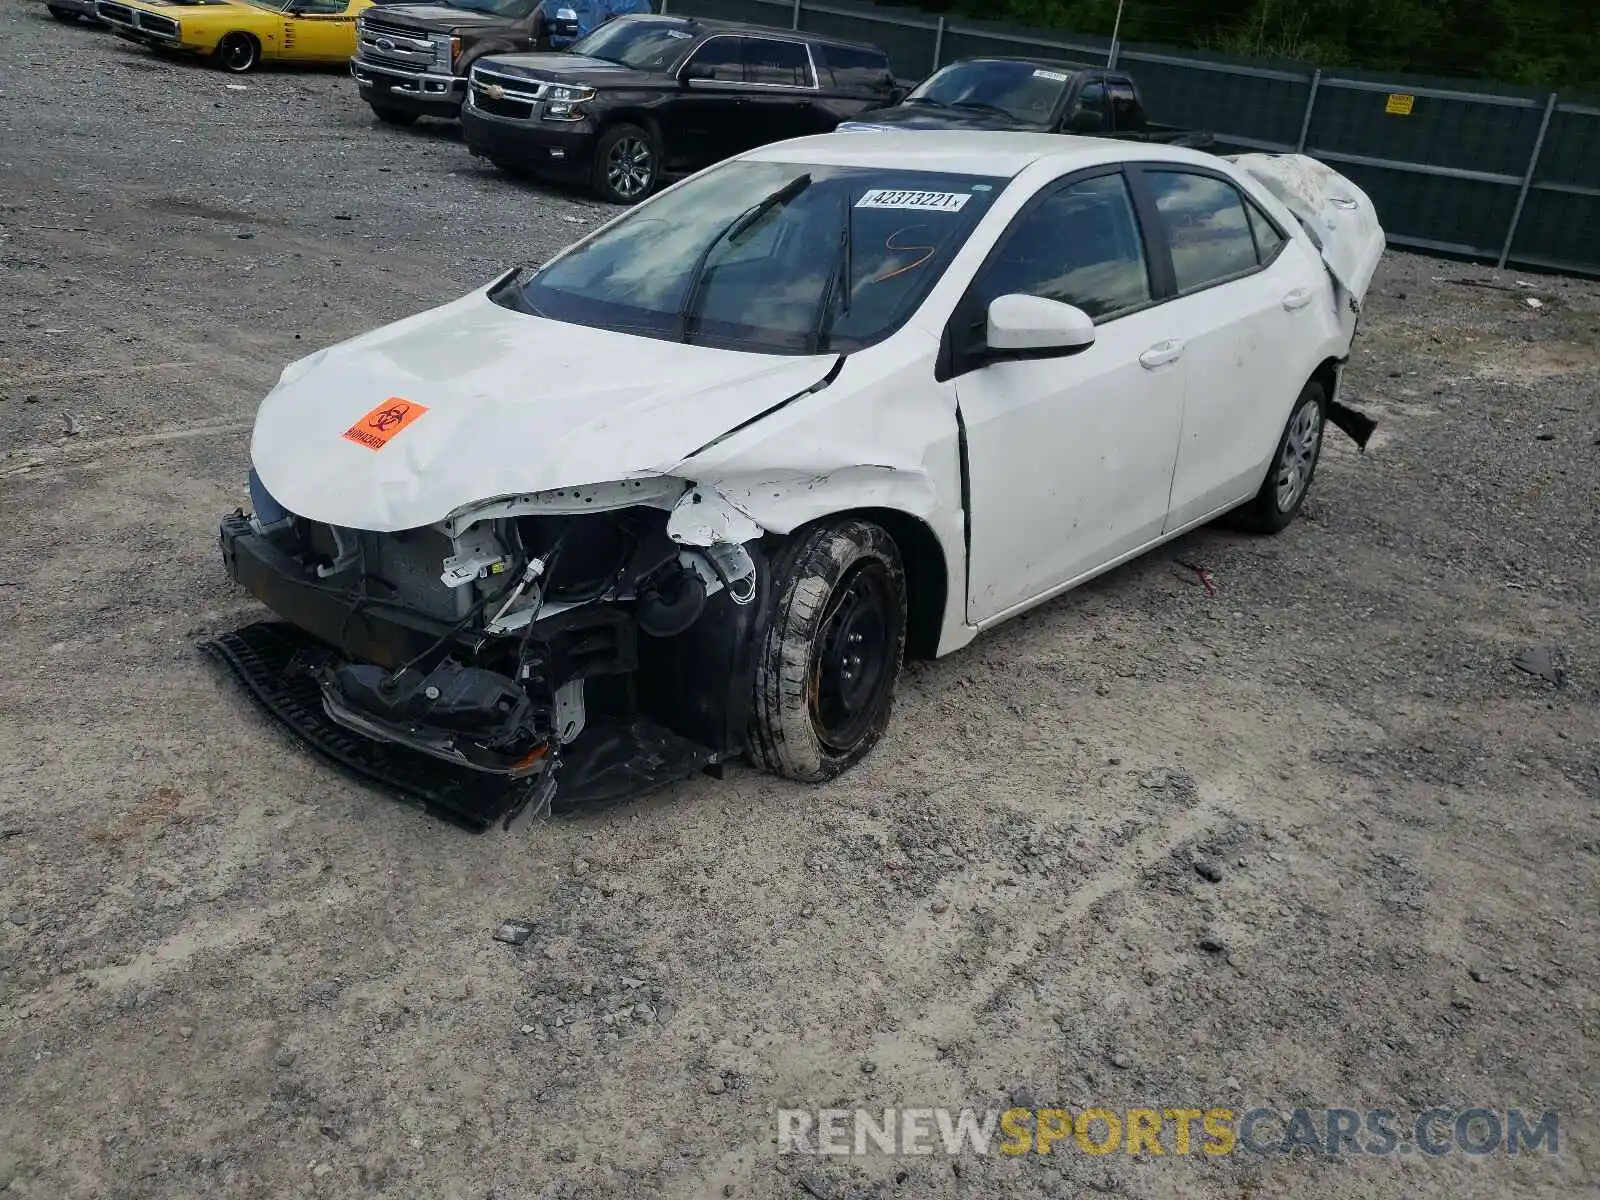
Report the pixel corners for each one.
[2,10,1598,1200]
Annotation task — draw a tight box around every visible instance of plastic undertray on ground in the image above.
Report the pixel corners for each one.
[199,621,717,832]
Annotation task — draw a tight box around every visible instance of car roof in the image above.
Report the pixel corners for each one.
[738,130,1217,179]
[610,13,885,51]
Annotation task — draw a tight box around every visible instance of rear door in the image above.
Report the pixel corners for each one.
[1129,164,1323,529]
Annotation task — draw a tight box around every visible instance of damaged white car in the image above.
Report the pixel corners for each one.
[209,131,1384,829]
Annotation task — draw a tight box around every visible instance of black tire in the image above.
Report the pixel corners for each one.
[371,104,418,127]
[48,5,82,21]
[590,122,658,205]
[1230,378,1327,534]
[748,518,908,783]
[214,31,259,73]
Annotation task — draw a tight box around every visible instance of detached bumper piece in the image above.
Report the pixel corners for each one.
[201,622,539,831]
[201,621,721,830]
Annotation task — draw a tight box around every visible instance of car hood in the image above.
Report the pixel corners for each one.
[250,283,840,532]
[474,52,660,86]
[362,4,512,32]
[121,0,261,13]
[838,104,1048,133]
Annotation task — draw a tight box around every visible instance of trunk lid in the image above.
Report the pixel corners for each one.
[1230,152,1386,310]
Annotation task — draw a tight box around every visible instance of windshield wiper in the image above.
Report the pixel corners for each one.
[807,190,853,353]
[676,173,811,344]
[947,100,1017,118]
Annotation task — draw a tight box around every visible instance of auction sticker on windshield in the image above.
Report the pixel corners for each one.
[855,189,971,213]
[343,397,429,451]
[1033,68,1069,81]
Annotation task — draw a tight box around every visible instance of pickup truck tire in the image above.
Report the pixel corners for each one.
[370,105,419,127]
[47,5,82,21]
[591,123,658,205]
[747,518,907,783]
[214,32,260,73]
[1230,379,1327,535]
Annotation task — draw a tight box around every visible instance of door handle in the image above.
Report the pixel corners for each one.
[1139,339,1184,369]
[1282,287,1313,310]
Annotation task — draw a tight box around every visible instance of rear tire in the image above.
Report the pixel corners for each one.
[590,122,658,205]
[747,518,907,783]
[370,104,418,126]
[1230,379,1327,534]
[214,31,260,73]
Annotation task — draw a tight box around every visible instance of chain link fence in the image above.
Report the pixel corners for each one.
[657,0,1600,278]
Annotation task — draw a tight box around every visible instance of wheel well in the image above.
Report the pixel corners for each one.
[1310,356,1342,404]
[600,110,662,148]
[847,507,948,660]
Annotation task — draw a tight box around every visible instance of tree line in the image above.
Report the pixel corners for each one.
[906,0,1599,89]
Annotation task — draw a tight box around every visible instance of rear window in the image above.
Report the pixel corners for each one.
[817,43,891,91]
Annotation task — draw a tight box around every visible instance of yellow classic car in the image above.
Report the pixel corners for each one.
[95,0,375,72]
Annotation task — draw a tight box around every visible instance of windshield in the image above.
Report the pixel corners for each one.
[508,160,1006,354]
[907,60,1075,124]
[446,0,541,16]
[568,17,696,70]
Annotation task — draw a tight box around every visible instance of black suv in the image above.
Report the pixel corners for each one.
[460,14,900,203]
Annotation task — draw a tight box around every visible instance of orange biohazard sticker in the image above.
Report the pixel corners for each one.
[342,397,428,451]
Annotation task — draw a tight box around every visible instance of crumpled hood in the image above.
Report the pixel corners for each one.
[250,285,838,532]
[362,4,511,30]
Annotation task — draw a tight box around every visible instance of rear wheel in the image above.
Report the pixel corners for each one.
[748,518,907,783]
[1230,379,1327,534]
[370,104,418,127]
[215,31,259,73]
[591,123,658,205]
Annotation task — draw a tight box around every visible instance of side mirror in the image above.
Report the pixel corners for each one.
[982,294,1095,361]
[1068,107,1105,133]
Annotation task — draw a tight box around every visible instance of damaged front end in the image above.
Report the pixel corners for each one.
[208,473,766,829]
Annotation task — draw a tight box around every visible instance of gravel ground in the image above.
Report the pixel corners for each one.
[2,9,1599,1200]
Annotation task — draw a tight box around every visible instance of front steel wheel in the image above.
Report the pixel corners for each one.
[748,518,907,782]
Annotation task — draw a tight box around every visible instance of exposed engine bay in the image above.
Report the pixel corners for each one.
[210,473,770,829]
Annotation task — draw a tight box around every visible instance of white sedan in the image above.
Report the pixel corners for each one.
[221,131,1385,822]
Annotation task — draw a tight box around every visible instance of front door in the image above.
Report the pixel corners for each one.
[736,35,818,146]
[666,35,748,170]
[953,169,1187,623]
[282,0,361,61]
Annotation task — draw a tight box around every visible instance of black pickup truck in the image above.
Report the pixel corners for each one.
[839,57,1213,148]
[351,0,642,125]
[460,14,901,203]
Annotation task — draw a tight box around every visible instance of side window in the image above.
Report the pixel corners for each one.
[976,173,1152,321]
[743,38,813,87]
[818,44,891,91]
[684,37,744,82]
[1107,81,1140,130]
[1144,170,1260,292]
[1245,199,1287,263]
[291,0,348,14]
[1075,81,1106,121]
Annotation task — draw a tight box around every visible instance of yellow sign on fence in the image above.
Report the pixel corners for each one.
[1385,93,1416,115]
